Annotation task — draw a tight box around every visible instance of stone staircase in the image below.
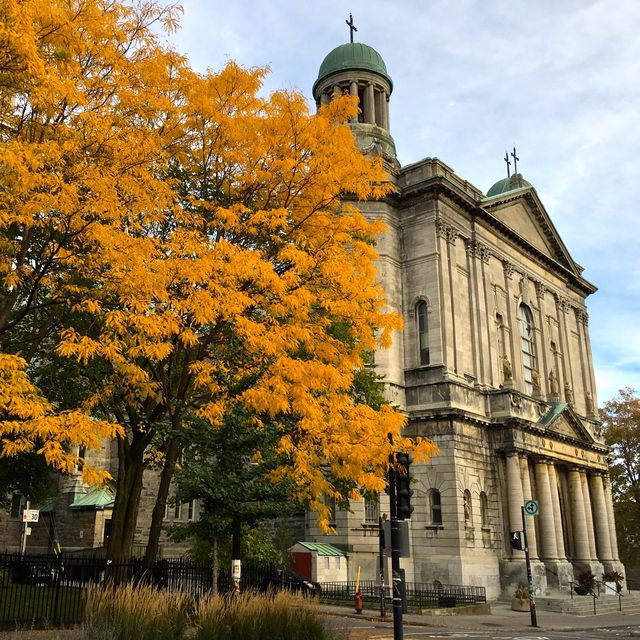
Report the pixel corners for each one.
[535,590,640,616]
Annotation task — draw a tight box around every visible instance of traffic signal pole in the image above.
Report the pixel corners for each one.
[378,516,386,618]
[521,505,538,627]
[388,456,403,640]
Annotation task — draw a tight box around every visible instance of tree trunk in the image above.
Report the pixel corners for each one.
[144,436,182,568]
[211,536,219,595]
[107,432,147,563]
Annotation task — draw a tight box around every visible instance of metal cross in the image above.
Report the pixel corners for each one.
[346,13,357,43]
[504,150,511,178]
[511,146,519,175]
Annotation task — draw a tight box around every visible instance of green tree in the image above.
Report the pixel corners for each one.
[602,387,640,564]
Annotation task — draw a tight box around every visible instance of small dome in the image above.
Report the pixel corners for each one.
[486,174,532,198]
[313,43,392,95]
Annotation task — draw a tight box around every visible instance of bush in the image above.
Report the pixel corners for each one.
[194,591,341,640]
[81,584,194,640]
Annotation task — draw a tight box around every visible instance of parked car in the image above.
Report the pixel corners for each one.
[260,567,321,596]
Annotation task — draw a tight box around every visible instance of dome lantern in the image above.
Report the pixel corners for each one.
[313,33,396,162]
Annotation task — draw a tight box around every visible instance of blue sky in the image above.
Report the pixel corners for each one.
[165,0,640,406]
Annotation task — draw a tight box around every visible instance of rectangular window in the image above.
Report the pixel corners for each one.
[335,556,340,569]
[431,490,443,525]
[174,502,182,520]
[364,494,380,524]
[188,499,195,521]
[324,556,330,569]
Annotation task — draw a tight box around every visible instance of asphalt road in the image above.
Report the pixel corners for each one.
[325,617,640,640]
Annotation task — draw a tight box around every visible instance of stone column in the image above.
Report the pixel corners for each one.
[547,464,566,559]
[604,477,620,561]
[506,453,525,558]
[580,471,597,560]
[519,456,539,559]
[568,468,590,561]
[349,81,358,123]
[364,83,375,124]
[382,92,389,130]
[534,460,558,560]
[590,473,613,562]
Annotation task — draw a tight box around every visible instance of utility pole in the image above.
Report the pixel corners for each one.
[20,500,30,557]
[231,520,241,595]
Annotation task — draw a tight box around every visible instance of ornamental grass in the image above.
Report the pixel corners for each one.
[80,583,193,640]
[194,590,340,640]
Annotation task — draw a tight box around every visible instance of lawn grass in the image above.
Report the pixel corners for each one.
[0,585,84,627]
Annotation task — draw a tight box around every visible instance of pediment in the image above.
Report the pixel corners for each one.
[482,188,582,279]
[539,403,594,445]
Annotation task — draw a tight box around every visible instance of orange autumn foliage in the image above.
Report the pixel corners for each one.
[1,0,436,541]
[0,0,184,479]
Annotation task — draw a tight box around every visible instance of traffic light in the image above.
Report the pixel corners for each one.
[510,531,522,550]
[395,452,414,520]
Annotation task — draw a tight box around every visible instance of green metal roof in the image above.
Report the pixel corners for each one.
[314,43,392,94]
[486,176,532,198]
[69,488,115,510]
[296,542,346,556]
[539,403,568,427]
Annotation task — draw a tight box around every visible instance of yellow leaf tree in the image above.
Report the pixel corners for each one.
[57,61,437,561]
[0,0,185,480]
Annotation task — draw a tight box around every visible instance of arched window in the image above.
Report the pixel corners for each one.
[518,304,536,395]
[417,301,430,366]
[463,490,472,526]
[429,489,442,525]
[480,491,489,527]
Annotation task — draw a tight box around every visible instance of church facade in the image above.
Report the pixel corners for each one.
[304,40,625,599]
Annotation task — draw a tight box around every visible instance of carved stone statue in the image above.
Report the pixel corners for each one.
[549,369,558,397]
[564,381,574,406]
[531,369,541,395]
[585,391,594,415]
[502,356,513,384]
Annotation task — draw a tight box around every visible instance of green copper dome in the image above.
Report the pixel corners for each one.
[313,43,393,94]
[486,175,532,198]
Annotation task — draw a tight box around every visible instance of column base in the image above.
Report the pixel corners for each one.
[541,559,574,590]
[572,559,605,585]
[499,558,548,595]
[602,560,626,588]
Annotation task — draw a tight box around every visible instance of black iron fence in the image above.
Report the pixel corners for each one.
[1,553,486,626]
[0,553,280,627]
[320,579,486,610]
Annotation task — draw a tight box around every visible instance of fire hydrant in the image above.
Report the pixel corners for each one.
[355,591,363,614]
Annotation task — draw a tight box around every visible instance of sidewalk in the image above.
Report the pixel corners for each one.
[319,601,640,632]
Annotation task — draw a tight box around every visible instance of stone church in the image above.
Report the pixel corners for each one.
[303,38,625,599]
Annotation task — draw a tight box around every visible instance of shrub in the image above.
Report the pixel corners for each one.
[577,570,596,592]
[513,583,529,599]
[81,584,194,640]
[194,590,341,640]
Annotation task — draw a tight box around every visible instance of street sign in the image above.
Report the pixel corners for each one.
[22,509,39,523]
[523,500,539,516]
[25,527,32,536]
